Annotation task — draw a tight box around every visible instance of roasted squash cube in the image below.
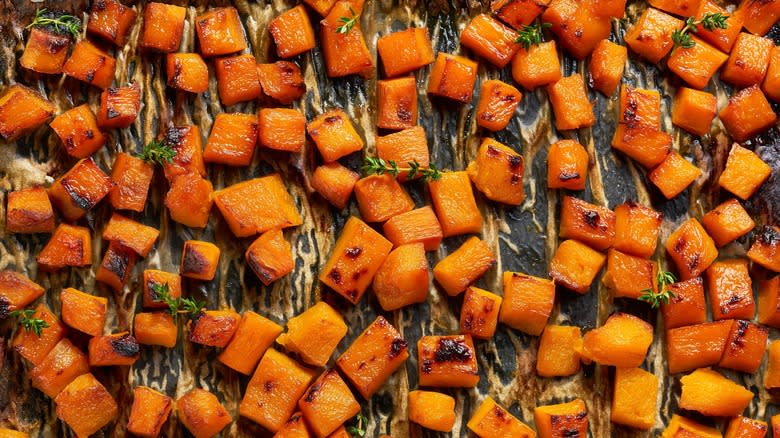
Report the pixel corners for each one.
[180,240,220,281]
[547,139,588,190]
[354,174,415,222]
[610,124,671,169]
[320,2,374,78]
[372,243,429,311]
[6,187,55,234]
[278,301,347,367]
[613,201,662,258]
[95,241,138,291]
[536,325,582,377]
[534,399,588,438]
[177,388,232,438]
[0,270,44,312]
[187,309,240,348]
[433,237,495,296]
[542,0,611,60]
[460,14,519,68]
[719,86,777,143]
[307,109,364,162]
[311,162,360,209]
[707,259,755,320]
[204,113,258,166]
[0,84,55,141]
[603,249,656,299]
[36,224,92,271]
[11,303,66,366]
[491,0,549,28]
[105,155,154,213]
[547,74,594,131]
[748,225,780,272]
[215,54,261,106]
[661,277,707,329]
[299,369,361,438]
[102,213,159,257]
[48,157,113,221]
[133,312,177,348]
[417,335,479,387]
[661,414,722,438]
[559,196,616,251]
[50,104,106,158]
[377,77,418,131]
[143,270,182,309]
[648,0,700,20]
[429,171,482,237]
[219,311,282,375]
[127,386,173,438]
[87,0,137,46]
[62,40,116,89]
[611,367,658,430]
[759,276,780,327]
[195,7,247,57]
[269,5,316,58]
[672,87,717,136]
[274,412,313,437]
[257,61,306,104]
[258,108,306,153]
[582,312,653,367]
[160,125,206,180]
[139,2,187,53]
[88,332,140,366]
[619,86,661,129]
[460,287,502,339]
[549,239,606,293]
[20,27,70,74]
[55,373,118,438]
[763,46,780,102]
[666,320,732,374]
[376,27,435,78]
[667,37,728,89]
[666,218,718,280]
[695,1,742,53]
[766,340,780,392]
[382,206,443,251]
[166,53,209,93]
[721,32,773,88]
[468,138,525,205]
[426,53,478,103]
[408,390,455,432]
[736,0,780,35]
[60,287,107,337]
[725,417,769,438]
[589,39,627,96]
[245,228,294,286]
[511,40,562,90]
[702,199,755,247]
[624,8,683,63]
[718,320,768,373]
[375,126,430,183]
[719,143,771,201]
[467,396,535,437]
[30,338,90,398]
[679,368,753,417]
[165,172,213,228]
[648,151,702,199]
[214,175,302,237]
[499,272,555,336]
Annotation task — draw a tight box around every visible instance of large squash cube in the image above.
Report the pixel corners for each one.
[665,218,718,280]
[499,272,554,336]
[417,335,479,387]
[195,7,247,57]
[429,171,483,237]
[467,138,525,205]
[467,396,535,437]
[214,175,302,237]
[245,229,294,286]
[559,196,616,251]
[624,8,683,63]
[87,0,137,46]
[277,302,347,367]
[48,157,113,222]
[30,339,90,398]
[549,239,606,294]
[460,14,519,68]
[269,5,316,58]
[701,198,755,247]
[62,40,116,89]
[648,151,702,200]
[611,367,658,430]
[536,325,582,377]
[187,309,240,348]
[127,386,173,438]
[460,287,503,339]
[377,27,435,78]
[433,237,495,296]
[719,86,777,142]
[219,311,282,375]
[427,53,478,103]
[298,370,361,438]
[36,224,92,271]
[718,143,771,201]
[50,104,106,158]
[215,54,261,106]
[204,113,258,166]
[55,373,118,437]
[613,201,662,258]
[307,109,364,163]
[139,2,187,53]
[60,287,107,337]
[6,187,55,234]
[547,74,594,131]
[706,259,754,320]
[0,84,55,141]
[748,225,780,272]
[177,389,232,438]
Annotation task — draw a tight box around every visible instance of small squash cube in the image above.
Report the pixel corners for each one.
[619,86,660,129]
[534,399,588,438]
[672,87,717,136]
[12,304,66,366]
[460,14,519,68]
[219,311,282,375]
[141,270,180,307]
[307,109,364,162]
[195,7,247,57]
[95,241,137,291]
[613,201,662,258]
[166,53,209,93]
[48,157,113,221]
[721,32,773,88]
[603,249,656,299]
[725,417,769,438]
[429,171,482,236]
[417,335,479,387]
[245,229,294,286]
[706,259,754,320]
[139,2,187,53]
[511,41,562,90]
[274,412,313,437]
[589,39,627,96]
[433,237,496,296]
[536,325,582,377]
[547,139,589,190]
[661,277,707,329]
[0,84,55,141]
[177,389,232,438]
[695,1,742,53]
[55,373,118,438]
[679,368,753,417]
[667,37,728,89]
[319,216,393,303]
[718,320,768,373]
[6,187,55,234]
[765,340,780,391]
[748,225,780,272]
[109,152,153,212]
[375,126,430,182]
[559,196,616,251]
[311,162,360,209]
[377,77,418,131]
[382,206,443,251]
[542,0,611,60]
[204,113,258,166]
[353,174,415,222]
[215,54,261,106]
[88,332,140,366]
[491,0,549,29]
[187,309,240,348]
[661,414,722,438]
[736,0,780,35]
[0,271,44,313]
[610,124,672,169]
[426,53,478,103]
[476,80,522,132]
[372,243,429,311]
[60,287,107,337]
[214,175,302,237]
[547,74,595,131]
[87,0,137,46]
[624,8,683,63]
[719,143,771,201]
[460,287,502,339]
[30,339,90,398]
[258,108,306,153]
[127,386,174,438]
[320,2,374,78]
[50,104,105,158]
[763,46,780,102]
[549,239,606,294]
[666,320,732,374]
[702,199,755,247]
[165,173,213,228]
[467,396,535,437]
[648,151,702,199]
[719,86,777,143]
[611,367,658,430]
[759,276,780,327]
[278,302,347,367]
[62,40,116,89]
[160,125,206,180]
[257,61,306,104]
[269,5,316,58]
[666,218,718,280]
[299,369,361,438]
[20,28,71,74]
[133,312,177,348]
[36,224,92,271]
[102,213,159,257]
[408,390,456,432]
[499,272,555,336]
[376,27,435,78]
[582,312,653,367]
[180,240,221,281]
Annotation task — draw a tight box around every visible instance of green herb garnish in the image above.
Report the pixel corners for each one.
[638,264,677,308]
[672,13,729,49]
[137,139,176,166]
[10,309,50,337]
[362,157,442,181]
[345,411,367,437]
[152,283,205,323]
[336,7,359,35]
[27,8,81,39]
[514,22,552,50]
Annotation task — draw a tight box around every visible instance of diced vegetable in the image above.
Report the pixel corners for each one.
[203,113,258,166]
[195,7,247,57]
[735,0,780,35]
[382,206,443,251]
[720,32,773,88]
[618,86,660,129]
[588,39,627,96]
[611,367,658,430]
[274,412,313,437]
[679,368,752,417]
[166,53,209,93]
[499,272,554,336]
[180,240,221,281]
[665,218,718,280]
[759,276,780,327]
[747,225,780,272]
[139,2,187,53]
[214,175,302,237]
[534,399,588,438]
[269,5,316,58]
[108,152,153,212]
[417,335,479,387]
[50,104,106,158]
[706,259,755,320]
[610,124,671,169]
[661,277,707,329]
[429,171,482,236]
[547,74,595,130]
[460,287,502,339]
[218,311,282,375]
[160,125,207,180]
[549,239,606,293]
[536,325,582,377]
[102,213,159,257]
[60,287,107,337]
[376,27,435,78]
[258,108,306,153]
[476,81,523,133]
[6,187,55,234]
[298,369,361,438]
[426,53,478,103]
[127,386,173,438]
[650,0,701,19]
[311,162,360,209]
[725,417,769,438]
[624,8,683,63]
[48,157,113,221]
[354,174,415,222]
[718,86,777,143]
[581,312,653,367]
[666,320,731,374]
[701,199,755,247]
[177,388,232,438]
[695,0,742,53]
[165,173,213,228]
[62,40,116,89]
[144,270,182,310]
[95,241,138,291]
[36,224,92,271]
[766,340,780,392]
[467,396,535,437]
[512,41,562,91]
[372,243,429,311]
[278,301,347,367]
[667,37,728,89]
[257,61,306,104]
[718,143,771,201]
[661,414,722,438]
[433,237,495,296]
[11,304,65,365]
[245,228,294,286]
[543,0,611,60]
[460,14,519,68]
[649,151,702,199]
[603,249,656,299]
[307,109,364,162]
[718,320,767,373]
[0,84,56,141]
[30,338,90,398]
[133,312,177,347]
[320,2,374,78]
[375,126,430,182]
[188,309,240,347]
[87,0,137,46]
[215,54,261,106]
[20,28,70,74]
[763,46,780,102]
[613,201,662,258]
[559,196,616,250]
[88,332,140,366]
[54,373,118,438]
[547,139,588,190]
[491,0,549,28]
[671,87,716,136]
[408,390,455,432]
[376,77,418,131]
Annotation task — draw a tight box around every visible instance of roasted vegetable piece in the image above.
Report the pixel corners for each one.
[214,175,302,237]
[512,40,562,90]
[36,224,92,271]
[55,373,118,438]
[429,171,482,236]
[649,0,701,19]
[618,86,660,129]
[582,312,653,367]
[766,340,780,392]
[467,396,535,437]
[433,237,495,296]
[613,202,662,258]
[589,39,627,96]
[408,390,456,432]
[665,218,718,280]
[706,259,755,320]
[459,287,503,339]
[320,2,374,78]
[48,157,113,221]
[204,112,258,166]
[718,320,768,373]
[666,320,732,374]
[667,37,728,89]
[547,139,588,190]
[491,0,548,28]
[307,109,364,162]
[102,213,159,257]
[218,311,282,375]
[165,172,213,228]
[298,369,361,438]
[624,8,683,63]
[258,108,306,153]
[736,0,780,35]
[661,414,722,438]
[160,125,206,180]
[278,302,347,367]
[694,1,741,53]
[468,138,525,204]
[0,271,44,312]
[180,240,221,281]
[719,86,777,143]
[195,7,247,57]
[87,0,137,46]
[88,332,140,366]
[382,206,443,251]
[610,124,672,169]
[679,368,753,417]
[21,27,70,74]
[748,225,780,272]
[30,338,90,398]
[549,239,606,293]
[375,126,430,182]
[62,40,116,89]
[215,54,261,106]
[139,2,187,53]
[725,417,768,438]
[108,153,153,212]
[534,399,588,438]
[460,14,519,68]
[559,196,616,250]
[649,151,702,199]
[177,388,232,438]
[245,229,294,286]
[759,276,780,327]
[133,312,177,348]
[166,53,209,93]
[354,174,415,222]
[547,74,595,130]
[95,241,137,291]
[536,325,582,377]
[661,277,707,329]
[372,243,429,311]
[672,87,717,136]
[188,309,240,348]
[274,412,313,438]
[702,199,755,248]
[377,77,418,131]
[127,386,173,438]
[50,104,106,158]
[426,53,478,103]
[499,272,554,336]
[143,271,181,304]
[611,367,658,430]
[269,5,316,58]
[763,46,780,102]
[720,33,773,88]
[543,0,611,60]
[60,287,107,337]
[12,304,66,365]
[719,143,771,201]
[603,249,656,299]
[311,162,360,209]
[376,27,435,78]
[0,84,56,141]
[6,187,55,234]
[319,216,393,303]
[417,335,479,387]
[257,61,306,104]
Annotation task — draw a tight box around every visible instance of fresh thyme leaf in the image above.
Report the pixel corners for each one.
[514,22,551,51]
[152,283,204,323]
[672,13,729,49]
[336,7,359,34]
[362,157,443,181]
[345,412,367,437]
[137,139,176,165]
[10,308,50,337]
[27,8,81,39]
[638,263,677,308]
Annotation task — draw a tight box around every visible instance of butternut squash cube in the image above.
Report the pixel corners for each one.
[195,7,247,57]
[160,125,206,180]
[542,0,611,59]
[759,276,780,327]
[382,206,443,251]
[181,240,221,281]
[187,309,240,348]
[459,287,502,339]
[36,224,92,271]
[672,87,717,136]
[311,162,360,210]
[95,241,137,291]
[549,239,606,294]
[102,213,159,257]
[307,109,364,162]
[319,216,393,303]
[50,104,105,159]
[60,287,107,337]
[429,171,482,237]
[679,368,753,417]
[582,312,653,367]
[245,229,294,286]
[667,38,728,89]
[55,373,118,438]
[467,396,535,437]
[511,41,562,90]
[611,367,658,430]
[258,108,306,153]
[433,237,495,296]
[467,138,525,205]
[372,243,429,311]
[12,303,66,366]
[534,399,588,438]
[719,320,768,373]
[408,390,455,432]
[48,157,113,221]
[87,0,137,46]
[665,218,718,280]
[666,320,732,374]
[706,259,754,320]
[460,14,519,68]
[139,2,187,53]
[702,199,755,247]
[661,277,707,329]
[619,85,661,129]
[0,84,55,141]
[376,27,435,78]
[426,53,478,103]
[177,388,232,438]
[661,414,722,438]
[536,325,582,377]
[88,332,140,366]
[547,139,588,190]
[127,386,173,438]
[257,61,306,104]
[219,311,282,375]
[278,302,347,367]
[274,412,313,437]
[165,173,213,228]
[748,225,780,272]
[215,54,261,106]
[613,201,662,258]
[491,0,549,28]
[763,46,780,102]
[166,53,209,93]
[133,312,177,348]
[721,33,773,88]
[30,339,90,398]
[648,151,702,199]
[624,8,683,63]
[603,249,656,299]
[695,0,742,53]
[6,187,55,234]
[269,5,316,59]
[298,369,361,438]
[719,86,777,143]
[547,74,595,130]
[559,196,616,250]
[20,27,70,74]
[62,40,116,89]
[417,335,479,387]
[320,2,374,78]
[354,174,415,223]
[736,0,780,35]
[375,126,430,183]
[204,112,258,166]
[214,175,302,237]
[589,39,627,96]
[377,77,418,131]
[725,417,768,438]
[718,143,771,201]
[610,124,672,169]
[765,340,780,392]
[0,271,44,312]
[499,272,554,336]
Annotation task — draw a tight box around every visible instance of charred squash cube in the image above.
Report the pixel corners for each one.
[718,143,771,201]
[706,258,755,320]
[11,304,66,366]
[257,61,306,104]
[218,311,282,375]
[336,316,408,399]
[667,38,728,89]
[60,287,107,337]
[245,228,294,286]
[377,27,435,78]
[127,386,173,438]
[214,175,302,237]
[547,74,595,131]
[354,174,415,223]
[721,32,773,88]
[97,83,141,129]
[581,312,653,367]
[180,240,221,281]
[48,157,113,222]
[665,218,718,280]
[417,335,479,387]
[50,104,106,158]
[719,86,777,143]
[36,224,92,271]
[672,87,717,136]
[611,367,658,430]
[258,108,306,153]
[177,388,232,438]
[467,396,535,437]
[613,201,662,258]
[87,0,137,46]
[559,196,616,251]
[536,325,582,377]
[408,390,456,432]
[187,309,240,348]
[534,399,588,438]
[666,320,732,373]
[371,243,429,311]
[88,331,140,366]
[299,369,361,438]
[240,349,316,432]
[476,79,522,131]
[109,152,154,211]
[195,7,247,57]
[619,86,661,129]
[0,271,44,313]
[459,287,502,339]
[679,368,753,417]
[20,27,71,74]
[547,139,588,190]
[102,213,160,257]
[610,124,671,169]
[429,171,483,237]
[433,237,496,296]
[0,84,55,141]
[589,39,627,96]
[278,301,347,367]
[269,5,316,59]
[603,249,656,300]
[320,2,374,78]
[139,2,187,53]
[468,138,525,204]
[160,125,206,180]
[382,206,443,251]
[165,172,213,229]
[661,277,707,329]
[499,272,554,336]
[648,151,702,199]
[427,53,478,103]
[95,241,137,291]
[62,40,116,89]
[133,312,177,348]
[375,126,430,183]
[166,53,209,93]
[215,54,261,106]
[30,338,90,398]
[549,239,606,294]
[624,8,683,63]
[311,162,360,210]
[142,269,181,309]
[377,77,418,131]
[702,199,755,247]
[460,14,520,68]
[6,187,55,234]
[718,320,768,373]
[748,225,780,272]
[203,113,258,166]
[55,373,118,437]
[491,0,549,29]
[759,276,780,327]
[542,0,611,60]
[307,109,364,163]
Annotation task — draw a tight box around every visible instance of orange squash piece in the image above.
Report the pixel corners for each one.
[499,272,555,336]
[589,39,627,96]
[719,86,777,143]
[725,417,768,438]
[0,271,44,313]
[666,320,732,374]
[215,54,261,106]
[706,259,755,320]
[177,388,232,438]
[661,277,707,329]
[559,196,616,251]
[408,390,456,432]
[62,40,116,89]
[382,206,443,251]
[166,53,209,93]
[718,320,768,373]
[736,0,780,36]
[603,249,656,299]
[511,40,562,91]
[6,187,55,234]
[142,269,182,309]
[108,153,153,212]
[258,108,306,153]
[319,216,393,303]
[582,312,653,367]
[661,414,722,438]
[269,5,316,59]
[376,27,435,78]
[307,109,364,162]
[299,369,361,438]
[11,304,66,366]
[610,124,672,169]
[460,287,503,339]
[759,276,780,327]
[320,2,374,78]
[467,396,535,437]
[748,225,780,273]
[460,14,519,68]
[245,229,294,286]
[20,27,70,74]
[417,335,479,387]
[774,415,780,438]
[160,125,206,180]
[611,367,658,430]
[618,86,661,129]
[127,386,174,438]
[429,171,482,237]
[102,213,159,257]
[427,53,479,103]
[311,162,360,209]
[491,0,549,28]
[679,368,753,417]
[50,104,106,158]
[649,151,702,199]
[467,138,525,205]
[214,175,302,237]
[165,172,213,228]
[88,332,140,367]
[139,2,187,53]
[274,412,314,438]
[547,139,589,190]
[278,301,347,367]
[549,239,606,294]
[375,126,430,182]
[666,218,718,280]
[763,46,780,102]
[354,174,415,222]
[54,373,118,438]
[0,84,55,141]
[36,224,92,271]
[613,201,662,258]
[30,338,90,398]
[95,241,138,291]
[765,340,780,391]
[672,87,717,136]
[719,143,771,201]
[433,237,495,296]
[695,0,743,53]
[542,0,611,60]
[624,8,683,63]
[187,309,240,347]
[180,240,221,281]
[133,312,177,348]
[195,7,247,57]
[87,0,137,46]
[257,61,306,104]
[547,74,595,131]
[377,77,418,131]
[219,311,282,375]
[667,38,728,89]
[204,112,258,166]
[721,33,773,88]
[48,157,113,222]
[372,243,429,311]
[534,399,588,438]
[536,325,582,377]
[702,199,755,247]
[60,287,107,337]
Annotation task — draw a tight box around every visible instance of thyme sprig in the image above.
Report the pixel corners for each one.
[336,7,359,34]
[672,13,729,49]
[638,264,677,308]
[345,412,367,437]
[10,309,50,337]
[152,283,206,323]
[27,8,81,39]
[514,22,552,50]
[362,157,442,181]
[137,139,176,166]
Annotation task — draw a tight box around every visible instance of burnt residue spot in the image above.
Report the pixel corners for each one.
[421,359,433,373]
[0,296,9,320]
[686,253,700,272]
[500,94,516,103]
[324,115,341,124]
[163,126,186,148]
[107,87,119,96]
[759,226,780,245]
[574,29,583,38]
[110,334,140,357]
[434,338,472,363]
[106,108,121,119]
[508,155,522,169]
[303,383,321,403]
[64,137,75,152]
[85,70,95,83]
[45,35,69,54]
[389,338,408,358]
[61,177,95,210]
[263,381,275,392]
[559,172,580,181]
[172,59,183,85]
[583,210,600,228]
[347,289,358,300]
[351,269,366,281]
[328,268,342,285]
[345,247,362,259]
[480,112,495,121]
[463,313,474,330]
[85,130,94,139]
[94,0,107,11]
[731,320,750,349]
[247,255,274,284]
[721,295,744,314]
[104,248,130,280]
[182,248,208,275]
[397,106,413,122]
[673,237,687,254]
[493,406,506,419]
[486,145,501,157]
[510,173,521,185]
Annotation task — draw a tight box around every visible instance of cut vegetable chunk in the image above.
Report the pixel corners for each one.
[467,138,525,205]
[375,126,430,183]
[383,206,442,251]
[180,240,220,281]
[6,187,55,234]
[95,241,137,291]
[160,125,206,180]
[583,312,653,367]
[377,27,435,78]
[62,40,116,89]
[299,369,361,438]
[426,53,478,103]
[60,287,107,337]
[102,213,160,257]
[610,124,671,169]
[559,196,616,251]
[460,14,519,68]
[603,249,656,299]
[611,367,658,430]
[37,224,92,271]
[0,84,56,141]
[665,218,718,280]
[718,320,768,373]
[307,109,364,163]
[320,2,374,78]
[187,309,240,348]
[417,335,479,387]
[166,53,209,93]
[50,104,105,158]
[748,225,780,272]
[499,272,555,336]
[245,229,294,286]
[549,239,606,294]
[372,243,429,311]
[354,174,415,223]
[763,46,780,102]
[165,173,213,228]
[408,390,455,432]
[55,373,118,438]
[759,276,780,327]
[377,77,418,131]
[87,0,137,46]
[21,28,70,74]
[718,143,771,201]
[30,338,90,398]
[512,41,562,90]
[460,287,502,339]
[547,139,588,190]
[257,61,306,104]
[534,399,588,438]
[204,113,259,166]
[667,38,728,89]
[720,33,773,88]
[679,368,752,417]
[258,108,306,153]
[433,237,495,296]
[88,332,140,366]
[661,277,707,329]
[725,417,768,438]
[589,39,627,96]
[277,301,348,367]
[140,2,186,52]
[671,87,717,136]
[11,303,65,366]
[177,388,232,438]
[127,386,173,438]
[48,157,113,222]
[695,0,742,53]
[613,201,662,258]
[219,311,282,375]
[311,163,360,210]
[719,86,777,143]
[269,5,316,58]
[543,0,611,60]
[706,259,754,321]
[624,8,682,63]
[214,175,302,237]
[133,312,177,348]
[215,54,261,106]
[547,74,595,131]
[467,396,535,437]
[536,325,582,377]
[429,171,483,237]
[661,414,722,438]
[648,151,702,200]
[765,340,780,392]
[491,0,549,28]
[195,7,247,57]
[666,320,732,374]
